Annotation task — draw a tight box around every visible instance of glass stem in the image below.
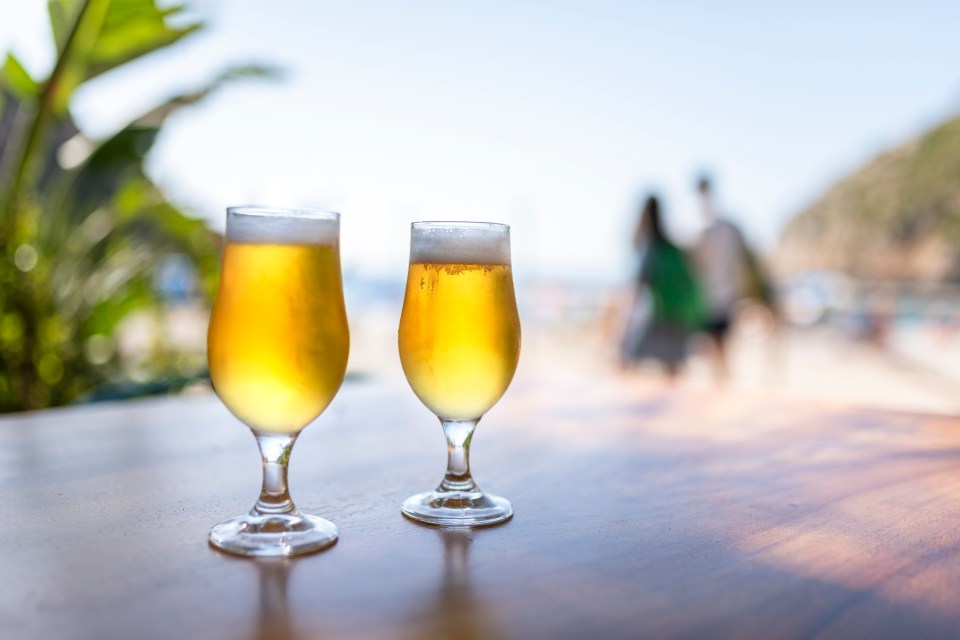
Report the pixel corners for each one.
[252,432,299,517]
[439,419,479,493]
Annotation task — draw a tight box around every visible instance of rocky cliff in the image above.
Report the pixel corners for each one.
[778,113,960,281]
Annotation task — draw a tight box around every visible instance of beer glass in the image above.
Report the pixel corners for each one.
[207,206,349,556]
[398,222,520,526]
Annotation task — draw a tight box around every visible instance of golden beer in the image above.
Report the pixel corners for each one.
[208,242,349,433]
[399,262,520,420]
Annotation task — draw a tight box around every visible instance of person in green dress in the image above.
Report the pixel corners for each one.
[621,195,705,378]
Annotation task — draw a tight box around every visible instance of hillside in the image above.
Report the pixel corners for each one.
[777,113,960,281]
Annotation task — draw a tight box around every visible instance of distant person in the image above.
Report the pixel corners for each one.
[694,174,773,378]
[621,195,704,379]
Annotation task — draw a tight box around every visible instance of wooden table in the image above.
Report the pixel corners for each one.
[4,372,960,639]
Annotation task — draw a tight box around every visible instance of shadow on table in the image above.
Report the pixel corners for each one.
[402,526,505,640]
[229,526,504,640]
[244,559,298,640]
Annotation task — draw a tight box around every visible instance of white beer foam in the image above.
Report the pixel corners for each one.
[409,222,511,265]
[226,207,340,246]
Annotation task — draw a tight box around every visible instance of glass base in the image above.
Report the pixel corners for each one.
[209,512,339,557]
[401,490,513,527]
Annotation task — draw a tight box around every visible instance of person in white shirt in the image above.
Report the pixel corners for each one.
[694,174,749,378]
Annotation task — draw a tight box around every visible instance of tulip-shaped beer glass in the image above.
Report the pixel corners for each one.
[207,207,349,556]
[399,222,521,526]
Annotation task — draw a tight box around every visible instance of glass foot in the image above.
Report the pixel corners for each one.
[402,490,513,527]
[209,512,338,557]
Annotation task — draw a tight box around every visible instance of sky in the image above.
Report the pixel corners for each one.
[2,0,960,282]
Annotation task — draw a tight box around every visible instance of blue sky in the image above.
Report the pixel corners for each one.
[2,0,959,281]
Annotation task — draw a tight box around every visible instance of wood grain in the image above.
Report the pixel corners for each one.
[3,372,960,639]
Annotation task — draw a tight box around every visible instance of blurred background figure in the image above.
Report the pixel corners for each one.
[620,195,703,380]
[694,174,774,380]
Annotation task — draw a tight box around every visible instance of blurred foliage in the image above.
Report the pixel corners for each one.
[0,0,274,411]
[778,114,960,281]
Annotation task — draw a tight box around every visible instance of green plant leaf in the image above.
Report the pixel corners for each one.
[48,0,206,110]
[2,53,39,99]
[47,63,275,233]
[49,0,111,115]
[87,0,203,79]
[48,0,83,53]
[134,64,280,127]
